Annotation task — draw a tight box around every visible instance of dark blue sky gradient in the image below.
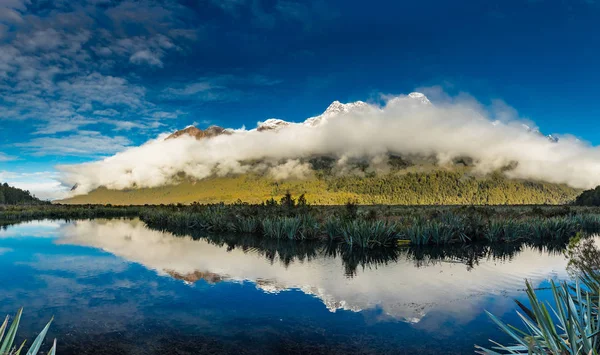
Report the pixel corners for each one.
[1,0,599,192]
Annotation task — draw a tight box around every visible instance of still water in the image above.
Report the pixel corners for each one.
[0,219,572,354]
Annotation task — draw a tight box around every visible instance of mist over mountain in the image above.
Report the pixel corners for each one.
[59,91,599,200]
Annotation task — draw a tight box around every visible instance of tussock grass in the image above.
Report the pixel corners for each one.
[6,203,600,249]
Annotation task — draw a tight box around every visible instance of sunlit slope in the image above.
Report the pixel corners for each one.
[58,171,581,205]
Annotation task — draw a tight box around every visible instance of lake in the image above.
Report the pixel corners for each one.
[0,218,572,354]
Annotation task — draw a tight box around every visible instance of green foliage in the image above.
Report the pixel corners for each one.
[339,220,397,248]
[344,199,358,220]
[0,308,56,355]
[59,170,581,206]
[262,217,302,240]
[479,236,600,354]
[477,279,600,354]
[0,183,48,205]
[0,204,141,224]
[325,171,579,205]
[7,203,600,249]
[234,216,261,234]
[575,185,600,206]
[280,191,296,209]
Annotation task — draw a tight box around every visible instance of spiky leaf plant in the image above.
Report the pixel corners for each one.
[0,308,56,355]
[476,280,600,354]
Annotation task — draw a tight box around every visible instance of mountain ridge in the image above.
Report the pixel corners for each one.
[165,92,560,143]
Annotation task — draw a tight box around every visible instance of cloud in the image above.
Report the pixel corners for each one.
[56,218,569,324]
[162,74,280,102]
[93,109,120,117]
[0,170,68,200]
[129,50,163,67]
[0,0,29,23]
[100,119,165,131]
[17,131,131,157]
[0,152,16,162]
[58,91,600,195]
[0,0,194,138]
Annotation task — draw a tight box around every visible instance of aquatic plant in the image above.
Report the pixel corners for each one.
[502,219,523,242]
[299,214,321,240]
[476,279,600,354]
[0,308,56,355]
[529,218,548,241]
[339,220,397,248]
[262,217,303,240]
[8,203,600,248]
[479,235,600,354]
[404,218,429,246]
[234,216,261,234]
[324,217,343,240]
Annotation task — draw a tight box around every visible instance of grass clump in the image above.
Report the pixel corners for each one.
[339,220,397,248]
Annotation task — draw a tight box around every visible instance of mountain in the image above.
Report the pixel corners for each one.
[61,92,576,205]
[165,125,231,140]
[58,167,581,205]
[303,100,370,127]
[256,118,291,132]
[166,92,557,142]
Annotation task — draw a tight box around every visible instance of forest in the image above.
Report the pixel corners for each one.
[0,183,47,205]
[60,170,581,205]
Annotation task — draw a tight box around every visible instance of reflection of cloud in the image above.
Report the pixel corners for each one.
[27,254,129,277]
[0,247,12,255]
[55,219,569,324]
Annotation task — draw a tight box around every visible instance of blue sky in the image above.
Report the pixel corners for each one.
[1,0,600,198]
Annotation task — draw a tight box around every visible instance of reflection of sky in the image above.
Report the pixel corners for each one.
[0,220,64,238]
[0,219,570,354]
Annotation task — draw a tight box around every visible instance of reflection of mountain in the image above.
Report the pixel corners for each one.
[165,270,228,284]
[55,219,569,324]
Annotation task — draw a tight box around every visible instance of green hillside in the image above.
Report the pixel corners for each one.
[0,182,48,205]
[58,170,581,205]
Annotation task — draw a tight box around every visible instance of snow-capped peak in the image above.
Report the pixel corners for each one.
[407,92,431,105]
[256,118,292,131]
[323,100,368,115]
[304,100,369,127]
[386,92,431,107]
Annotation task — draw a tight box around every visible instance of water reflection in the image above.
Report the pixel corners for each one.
[49,218,569,324]
[0,218,579,354]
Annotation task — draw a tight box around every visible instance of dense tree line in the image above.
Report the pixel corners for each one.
[574,186,600,206]
[324,171,579,205]
[61,170,581,205]
[0,183,46,205]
